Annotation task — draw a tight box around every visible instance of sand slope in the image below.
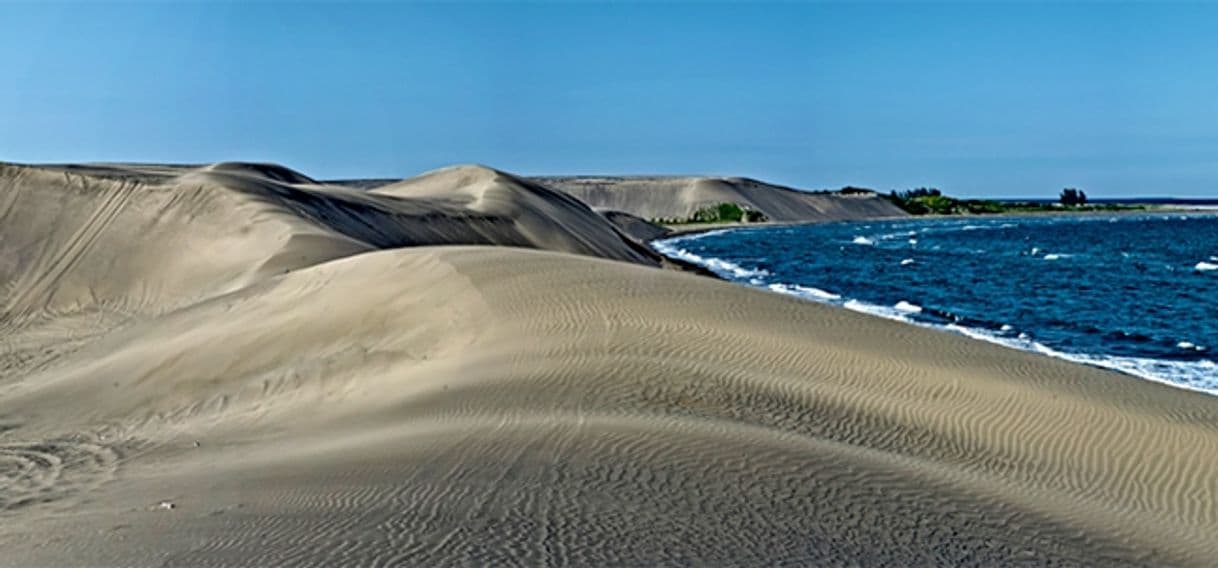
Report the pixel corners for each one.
[0,162,662,383]
[597,209,674,242]
[2,163,1218,566]
[535,175,908,222]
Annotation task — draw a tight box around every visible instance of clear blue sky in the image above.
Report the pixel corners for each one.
[3,2,1217,197]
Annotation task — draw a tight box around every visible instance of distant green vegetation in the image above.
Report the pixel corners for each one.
[653,202,769,225]
[887,187,1147,216]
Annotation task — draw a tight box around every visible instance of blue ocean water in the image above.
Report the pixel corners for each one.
[654,213,1218,393]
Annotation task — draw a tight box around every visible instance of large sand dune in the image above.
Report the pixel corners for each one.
[535,175,908,222]
[2,162,1217,566]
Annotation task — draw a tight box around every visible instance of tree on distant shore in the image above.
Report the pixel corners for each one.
[893,187,941,200]
[1060,188,1088,206]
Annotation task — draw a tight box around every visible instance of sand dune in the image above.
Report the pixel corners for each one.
[0,163,657,317]
[3,162,1218,565]
[535,175,908,222]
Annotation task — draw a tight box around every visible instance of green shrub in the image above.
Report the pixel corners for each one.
[662,202,769,224]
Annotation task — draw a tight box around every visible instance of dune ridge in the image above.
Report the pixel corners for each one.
[2,162,1218,565]
[0,162,658,319]
[534,175,908,222]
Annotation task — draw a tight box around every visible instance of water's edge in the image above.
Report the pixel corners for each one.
[651,218,1218,396]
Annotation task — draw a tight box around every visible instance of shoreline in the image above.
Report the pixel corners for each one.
[651,206,1211,242]
[648,210,1217,397]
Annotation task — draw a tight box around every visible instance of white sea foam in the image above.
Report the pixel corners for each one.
[843,299,911,322]
[661,228,734,243]
[1195,261,1218,271]
[946,325,1218,395]
[900,258,915,266]
[767,283,841,301]
[851,236,875,246]
[650,240,769,280]
[894,301,922,313]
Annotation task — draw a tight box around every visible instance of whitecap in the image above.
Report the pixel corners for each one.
[851,236,875,246]
[1179,341,1196,350]
[767,283,841,301]
[894,301,922,313]
[900,258,915,266]
[1195,261,1218,271]
[1043,254,1061,261]
[650,240,769,280]
[1000,324,1013,332]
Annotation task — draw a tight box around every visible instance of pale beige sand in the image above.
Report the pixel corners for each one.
[536,175,908,221]
[2,163,1218,566]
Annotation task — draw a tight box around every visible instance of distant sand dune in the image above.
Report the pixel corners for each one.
[2,162,1217,565]
[535,175,908,221]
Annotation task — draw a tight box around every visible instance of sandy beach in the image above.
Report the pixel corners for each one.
[3,162,1218,565]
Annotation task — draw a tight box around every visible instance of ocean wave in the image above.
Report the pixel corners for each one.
[650,240,769,280]
[661,228,735,243]
[767,283,841,301]
[894,301,923,314]
[875,230,918,241]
